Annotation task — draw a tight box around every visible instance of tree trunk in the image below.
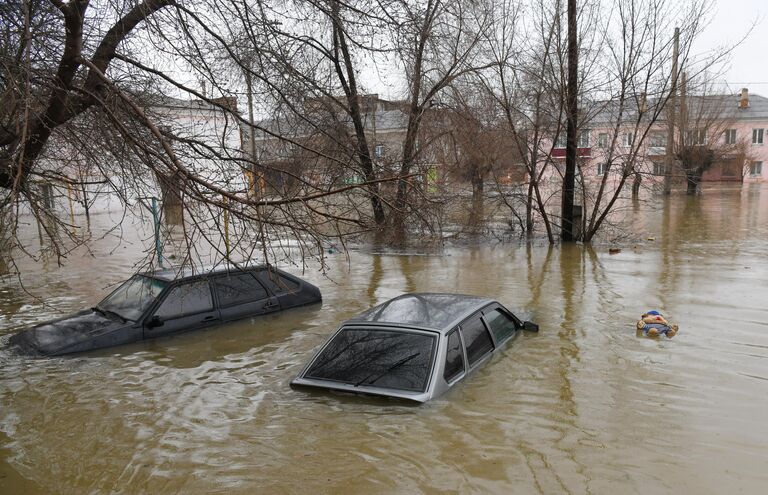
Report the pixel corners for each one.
[525,179,534,235]
[632,172,641,196]
[469,168,484,230]
[157,172,183,225]
[686,173,700,194]
[330,0,386,227]
[561,0,578,242]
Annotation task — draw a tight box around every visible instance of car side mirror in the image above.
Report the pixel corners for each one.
[147,315,164,328]
[522,321,539,332]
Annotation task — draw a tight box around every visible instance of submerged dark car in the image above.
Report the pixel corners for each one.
[9,264,321,356]
[291,293,538,403]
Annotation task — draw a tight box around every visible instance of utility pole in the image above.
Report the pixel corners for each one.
[561,0,578,241]
[664,27,679,195]
[679,71,688,146]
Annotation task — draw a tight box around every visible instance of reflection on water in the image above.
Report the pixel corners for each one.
[2,185,768,494]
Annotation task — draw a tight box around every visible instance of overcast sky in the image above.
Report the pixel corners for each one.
[357,0,768,101]
[695,0,767,95]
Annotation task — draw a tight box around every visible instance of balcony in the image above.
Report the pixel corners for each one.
[552,147,592,158]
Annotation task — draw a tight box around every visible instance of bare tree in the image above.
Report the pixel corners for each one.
[437,83,521,233]
[0,0,749,279]
[674,81,751,194]
[476,0,579,243]
[385,0,495,242]
[0,0,409,274]
[577,0,723,242]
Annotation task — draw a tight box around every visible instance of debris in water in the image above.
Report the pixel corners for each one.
[636,310,678,338]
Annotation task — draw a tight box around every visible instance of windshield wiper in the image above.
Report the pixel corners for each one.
[92,306,126,322]
[354,352,420,387]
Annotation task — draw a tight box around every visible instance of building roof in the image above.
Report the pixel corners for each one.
[347,293,494,332]
[586,93,768,126]
[729,94,768,121]
[148,95,239,114]
[248,107,409,141]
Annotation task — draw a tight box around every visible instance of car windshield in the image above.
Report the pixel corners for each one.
[304,328,436,393]
[98,275,167,321]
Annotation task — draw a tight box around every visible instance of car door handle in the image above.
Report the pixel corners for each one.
[203,315,216,322]
[264,300,278,309]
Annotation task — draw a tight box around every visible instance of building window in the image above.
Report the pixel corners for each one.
[622,133,634,147]
[686,129,706,146]
[374,143,384,158]
[597,163,608,176]
[598,133,609,148]
[553,131,591,148]
[650,133,666,147]
[578,130,590,148]
[652,162,669,175]
[753,129,764,145]
[724,129,737,144]
[750,161,763,176]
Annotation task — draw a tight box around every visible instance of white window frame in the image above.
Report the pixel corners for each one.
[374,143,384,158]
[598,133,609,148]
[554,134,567,149]
[622,133,634,148]
[724,129,737,145]
[753,129,764,145]
[578,130,590,148]
[750,161,763,176]
[596,163,608,176]
[652,162,669,176]
[650,133,666,148]
[686,129,706,146]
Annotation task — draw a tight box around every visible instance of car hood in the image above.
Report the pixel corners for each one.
[9,310,131,356]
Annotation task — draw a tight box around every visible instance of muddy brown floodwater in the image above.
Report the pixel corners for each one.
[1,185,768,494]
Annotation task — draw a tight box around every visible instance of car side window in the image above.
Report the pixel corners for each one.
[154,281,213,320]
[484,309,518,343]
[258,270,299,294]
[461,315,494,367]
[215,272,268,307]
[443,329,465,383]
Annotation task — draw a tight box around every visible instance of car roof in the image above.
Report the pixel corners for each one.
[142,262,271,282]
[346,293,495,333]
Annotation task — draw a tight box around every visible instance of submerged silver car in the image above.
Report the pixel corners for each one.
[291,293,538,403]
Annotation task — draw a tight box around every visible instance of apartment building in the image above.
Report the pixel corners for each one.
[553,89,768,187]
